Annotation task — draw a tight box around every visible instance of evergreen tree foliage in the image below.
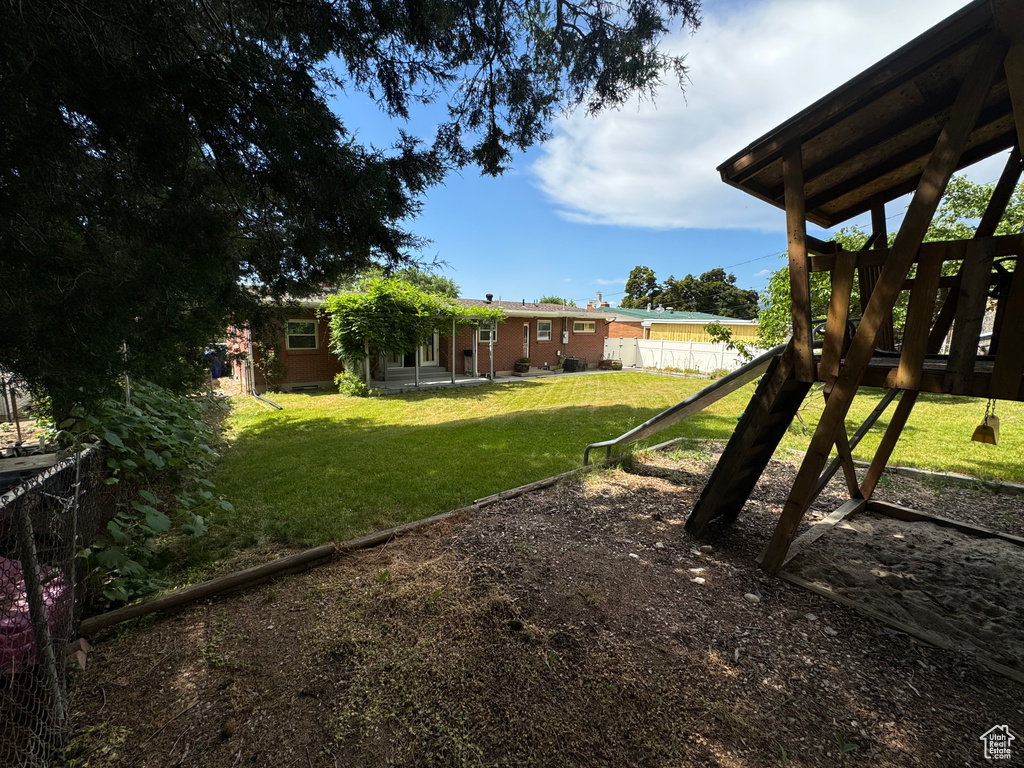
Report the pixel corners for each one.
[0,0,701,414]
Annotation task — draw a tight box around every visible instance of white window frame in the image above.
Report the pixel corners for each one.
[537,320,552,342]
[573,320,597,334]
[286,319,318,350]
[479,318,498,343]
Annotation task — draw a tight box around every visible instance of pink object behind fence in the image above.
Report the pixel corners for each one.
[0,555,71,674]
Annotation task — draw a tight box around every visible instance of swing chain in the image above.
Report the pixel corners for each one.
[985,398,997,423]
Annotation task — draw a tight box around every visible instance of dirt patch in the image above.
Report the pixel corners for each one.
[64,447,1023,767]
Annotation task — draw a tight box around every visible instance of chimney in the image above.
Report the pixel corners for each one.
[587,301,594,309]
[600,301,609,308]
[485,293,493,303]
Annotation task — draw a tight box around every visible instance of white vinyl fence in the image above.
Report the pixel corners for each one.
[604,338,764,375]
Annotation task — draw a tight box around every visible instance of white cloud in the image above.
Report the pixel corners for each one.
[754,269,772,277]
[533,0,968,231]
[594,277,626,285]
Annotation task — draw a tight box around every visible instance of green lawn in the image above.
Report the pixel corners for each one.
[207,372,1023,555]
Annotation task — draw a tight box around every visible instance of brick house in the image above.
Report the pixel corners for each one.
[229,296,612,392]
[228,300,345,393]
[443,298,611,378]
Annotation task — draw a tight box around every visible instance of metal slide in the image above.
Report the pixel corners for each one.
[583,343,789,465]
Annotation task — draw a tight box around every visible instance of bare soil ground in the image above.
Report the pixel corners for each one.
[65,446,1024,767]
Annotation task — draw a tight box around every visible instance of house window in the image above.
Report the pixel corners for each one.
[286,320,317,349]
[537,320,552,341]
[479,318,497,343]
[573,321,596,334]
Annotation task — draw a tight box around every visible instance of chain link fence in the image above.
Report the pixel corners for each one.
[1,445,105,767]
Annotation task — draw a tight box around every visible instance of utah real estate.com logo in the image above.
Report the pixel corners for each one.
[979,725,1016,761]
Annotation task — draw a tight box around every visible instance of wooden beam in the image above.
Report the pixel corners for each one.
[819,250,856,386]
[945,237,996,393]
[926,149,1023,353]
[781,498,867,568]
[720,3,993,183]
[760,38,1008,574]
[863,199,895,349]
[803,102,1014,212]
[859,390,919,499]
[808,233,1022,273]
[820,130,1020,226]
[811,388,899,500]
[990,247,1024,398]
[805,234,840,256]
[783,143,816,382]
[866,500,1024,547]
[776,570,1024,686]
[895,250,943,389]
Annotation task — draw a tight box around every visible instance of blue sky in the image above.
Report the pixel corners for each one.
[333,0,1001,307]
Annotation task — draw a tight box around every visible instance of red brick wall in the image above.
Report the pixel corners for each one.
[229,310,345,391]
[441,316,608,374]
[607,320,644,339]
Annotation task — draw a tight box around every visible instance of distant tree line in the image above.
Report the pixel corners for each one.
[621,266,759,319]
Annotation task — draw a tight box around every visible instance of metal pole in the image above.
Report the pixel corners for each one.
[11,383,23,444]
[14,500,66,727]
[364,341,371,385]
[489,337,494,380]
[414,344,420,387]
[451,320,456,384]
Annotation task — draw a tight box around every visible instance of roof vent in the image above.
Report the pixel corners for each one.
[485,293,493,303]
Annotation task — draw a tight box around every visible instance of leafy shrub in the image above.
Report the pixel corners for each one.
[61,381,232,602]
[335,371,370,397]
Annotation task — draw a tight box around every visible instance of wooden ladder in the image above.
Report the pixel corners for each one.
[685,343,811,536]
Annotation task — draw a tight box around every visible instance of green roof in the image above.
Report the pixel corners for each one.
[599,307,750,323]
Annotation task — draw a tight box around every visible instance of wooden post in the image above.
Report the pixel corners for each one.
[991,238,1024,398]
[364,341,371,385]
[451,319,456,384]
[895,249,944,390]
[859,390,919,499]
[819,250,856,388]
[926,149,1023,354]
[760,39,1007,574]
[783,143,816,382]
[862,199,894,350]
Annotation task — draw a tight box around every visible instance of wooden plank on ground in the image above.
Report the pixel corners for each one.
[760,39,1007,575]
[776,570,1024,686]
[895,251,943,390]
[866,500,1024,547]
[946,237,996,393]
[782,497,867,568]
[783,143,816,382]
